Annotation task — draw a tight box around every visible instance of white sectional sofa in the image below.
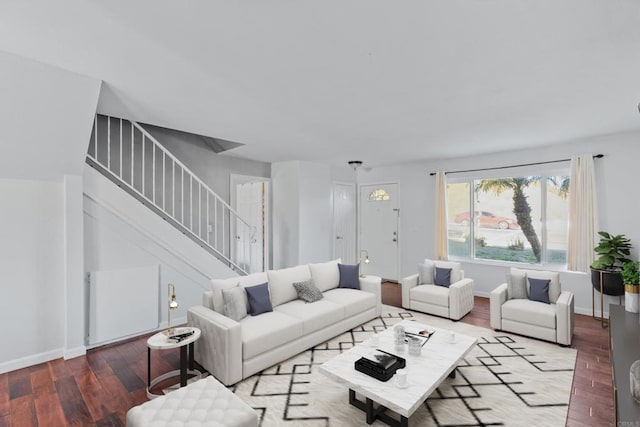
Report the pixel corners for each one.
[188,260,382,386]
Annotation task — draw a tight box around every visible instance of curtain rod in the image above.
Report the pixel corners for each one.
[429,154,604,176]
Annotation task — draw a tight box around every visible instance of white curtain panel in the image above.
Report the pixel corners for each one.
[568,154,598,272]
[435,171,448,260]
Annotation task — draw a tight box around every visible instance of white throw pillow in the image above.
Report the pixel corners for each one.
[267,265,312,307]
[210,272,267,314]
[418,260,435,285]
[506,270,528,300]
[309,259,341,292]
[222,285,248,321]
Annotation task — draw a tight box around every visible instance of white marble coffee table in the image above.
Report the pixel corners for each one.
[319,319,477,427]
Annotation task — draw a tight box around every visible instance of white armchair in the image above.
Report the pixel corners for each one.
[400,259,474,320]
[490,267,574,346]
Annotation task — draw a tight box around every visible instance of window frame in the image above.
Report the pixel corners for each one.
[446,166,570,268]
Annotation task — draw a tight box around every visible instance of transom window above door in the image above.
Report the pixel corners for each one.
[368,189,390,201]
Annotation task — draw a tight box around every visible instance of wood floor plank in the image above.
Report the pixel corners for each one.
[75,371,110,422]
[8,367,32,401]
[0,373,9,419]
[9,395,37,426]
[31,364,56,396]
[54,375,93,425]
[34,391,67,426]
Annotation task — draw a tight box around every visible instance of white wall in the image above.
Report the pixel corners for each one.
[359,131,640,316]
[0,180,66,373]
[0,51,101,180]
[83,167,237,343]
[272,161,356,268]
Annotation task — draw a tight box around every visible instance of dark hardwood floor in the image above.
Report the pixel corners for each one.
[0,282,613,426]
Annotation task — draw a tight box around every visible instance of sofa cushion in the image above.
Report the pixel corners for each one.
[245,283,273,316]
[322,288,377,318]
[211,273,268,315]
[434,267,452,287]
[501,298,556,329]
[429,259,462,283]
[309,259,341,292]
[267,265,311,307]
[410,284,449,307]
[418,260,435,285]
[293,278,323,303]
[511,268,561,303]
[275,299,344,335]
[240,311,303,359]
[338,263,360,289]
[222,285,248,321]
[506,269,528,300]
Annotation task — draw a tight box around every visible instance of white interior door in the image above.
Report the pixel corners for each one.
[333,182,356,264]
[359,183,399,280]
[235,181,268,273]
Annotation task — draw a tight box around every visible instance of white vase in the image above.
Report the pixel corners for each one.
[625,290,639,313]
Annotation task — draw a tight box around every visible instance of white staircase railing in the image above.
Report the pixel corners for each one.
[86,114,255,275]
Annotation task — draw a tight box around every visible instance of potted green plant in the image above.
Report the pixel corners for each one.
[622,261,639,313]
[590,231,632,296]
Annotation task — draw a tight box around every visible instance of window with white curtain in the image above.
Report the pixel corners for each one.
[447,169,570,266]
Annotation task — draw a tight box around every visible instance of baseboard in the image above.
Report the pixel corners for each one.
[0,348,63,375]
[64,346,87,360]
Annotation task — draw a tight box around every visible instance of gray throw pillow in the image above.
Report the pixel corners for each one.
[418,260,435,285]
[528,278,551,304]
[434,267,452,287]
[293,278,323,303]
[222,285,248,322]
[245,282,273,316]
[506,270,527,300]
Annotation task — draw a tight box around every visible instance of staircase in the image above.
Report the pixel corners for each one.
[86,115,255,275]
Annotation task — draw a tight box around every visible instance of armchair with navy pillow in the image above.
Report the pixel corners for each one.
[400,259,474,320]
[490,267,574,346]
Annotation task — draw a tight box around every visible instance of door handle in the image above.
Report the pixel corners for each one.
[392,238,397,242]
[336,236,344,240]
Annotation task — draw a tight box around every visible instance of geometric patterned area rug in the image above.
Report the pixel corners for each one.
[230,305,577,427]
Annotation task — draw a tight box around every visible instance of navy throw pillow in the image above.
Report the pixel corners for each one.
[434,267,452,287]
[338,263,360,289]
[528,278,550,304]
[245,282,273,315]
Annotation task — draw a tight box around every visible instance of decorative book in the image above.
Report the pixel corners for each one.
[355,349,405,382]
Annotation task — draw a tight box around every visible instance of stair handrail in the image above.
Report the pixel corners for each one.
[130,121,253,231]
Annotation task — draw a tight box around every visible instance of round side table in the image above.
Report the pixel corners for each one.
[146,326,202,399]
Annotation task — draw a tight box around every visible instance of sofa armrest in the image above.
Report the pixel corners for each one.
[448,278,474,320]
[359,275,382,316]
[187,305,243,386]
[490,283,508,330]
[400,274,419,309]
[555,291,574,345]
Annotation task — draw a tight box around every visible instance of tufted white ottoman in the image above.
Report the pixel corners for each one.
[126,376,258,427]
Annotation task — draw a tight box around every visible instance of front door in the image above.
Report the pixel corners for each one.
[333,182,356,264]
[359,183,399,281]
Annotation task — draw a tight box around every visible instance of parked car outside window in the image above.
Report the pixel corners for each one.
[453,211,520,230]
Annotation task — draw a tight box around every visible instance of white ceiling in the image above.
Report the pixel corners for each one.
[1,0,639,167]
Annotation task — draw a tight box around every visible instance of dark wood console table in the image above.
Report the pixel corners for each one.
[609,304,640,424]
